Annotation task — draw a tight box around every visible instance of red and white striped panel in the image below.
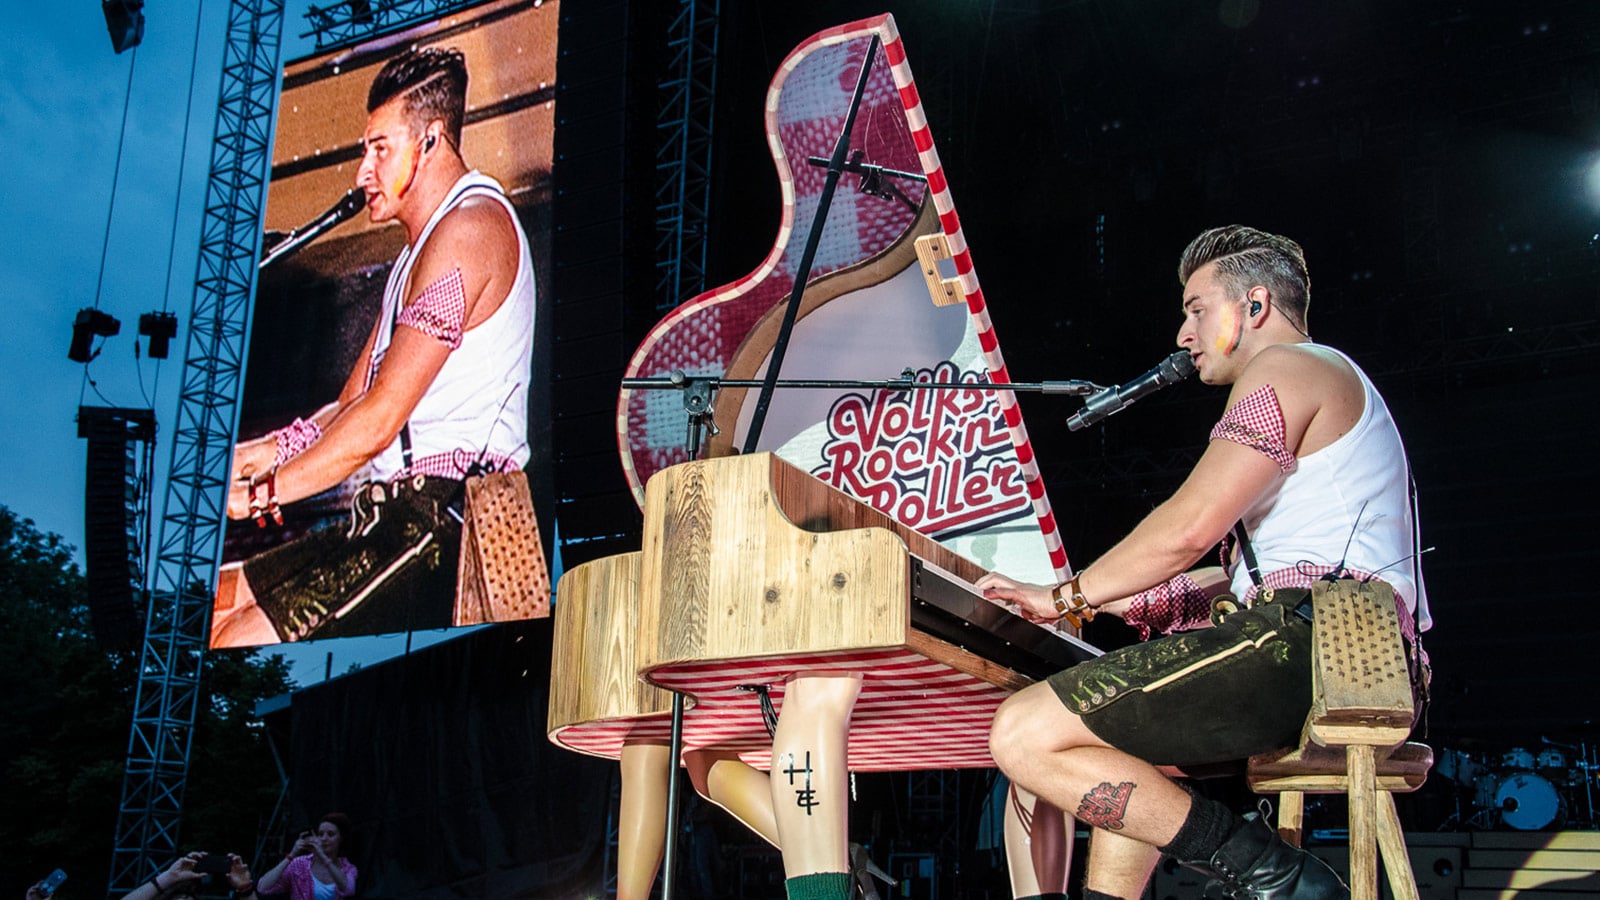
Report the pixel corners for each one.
[877,16,1068,581]
[550,647,1015,771]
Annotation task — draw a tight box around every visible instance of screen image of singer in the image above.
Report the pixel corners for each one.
[209,0,559,649]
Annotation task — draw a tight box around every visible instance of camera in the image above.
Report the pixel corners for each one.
[196,854,234,877]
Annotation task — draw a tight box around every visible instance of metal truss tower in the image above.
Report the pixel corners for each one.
[108,2,492,892]
[654,0,720,310]
[108,0,286,893]
[302,0,477,49]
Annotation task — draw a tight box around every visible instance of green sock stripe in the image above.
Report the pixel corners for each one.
[784,871,852,900]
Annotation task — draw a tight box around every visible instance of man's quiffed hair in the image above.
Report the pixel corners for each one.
[1178,225,1311,331]
[368,47,468,149]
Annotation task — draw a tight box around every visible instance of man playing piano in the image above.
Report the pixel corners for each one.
[213,47,536,646]
[978,225,1429,900]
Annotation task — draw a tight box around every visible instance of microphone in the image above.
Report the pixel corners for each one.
[1066,350,1197,431]
[258,189,368,270]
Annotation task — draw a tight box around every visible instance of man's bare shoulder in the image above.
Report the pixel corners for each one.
[409,194,519,292]
[1234,343,1363,454]
[1239,343,1357,391]
[428,195,518,254]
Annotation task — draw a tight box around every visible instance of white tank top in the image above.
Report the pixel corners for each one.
[1231,346,1431,630]
[366,171,535,480]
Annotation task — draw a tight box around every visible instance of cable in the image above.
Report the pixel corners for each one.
[80,46,140,411]
[92,46,139,316]
[142,0,208,406]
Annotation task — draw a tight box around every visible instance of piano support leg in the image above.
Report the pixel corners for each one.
[685,750,780,846]
[769,673,864,881]
[1005,784,1074,898]
[617,742,671,900]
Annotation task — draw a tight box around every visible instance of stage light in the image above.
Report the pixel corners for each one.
[138,311,179,359]
[69,308,121,363]
[1584,155,1600,208]
[102,0,146,54]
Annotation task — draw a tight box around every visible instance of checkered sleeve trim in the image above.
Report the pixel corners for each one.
[1121,572,1213,640]
[1244,566,1426,666]
[401,449,520,480]
[397,267,466,349]
[1209,383,1296,473]
[271,417,323,467]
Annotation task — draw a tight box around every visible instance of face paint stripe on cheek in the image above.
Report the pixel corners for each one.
[1214,304,1236,354]
[388,142,415,197]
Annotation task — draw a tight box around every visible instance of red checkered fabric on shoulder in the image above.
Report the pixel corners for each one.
[1210,383,1295,472]
[398,267,466,349]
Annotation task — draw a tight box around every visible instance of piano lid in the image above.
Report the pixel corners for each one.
[617,14,1071,589]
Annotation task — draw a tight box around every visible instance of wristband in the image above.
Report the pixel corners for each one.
[148,875,165,893]
[1051,574,1094,628]
[250,467,282,527]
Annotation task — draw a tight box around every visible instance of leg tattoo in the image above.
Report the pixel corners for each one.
[782,751,821,816]
[1076,781,1135,830]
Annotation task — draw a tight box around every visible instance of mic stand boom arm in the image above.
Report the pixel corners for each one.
[624,369,1109,461]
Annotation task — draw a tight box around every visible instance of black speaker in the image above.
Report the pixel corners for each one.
[78,406,155,650]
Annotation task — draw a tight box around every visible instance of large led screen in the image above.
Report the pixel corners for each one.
[211,0,559,649]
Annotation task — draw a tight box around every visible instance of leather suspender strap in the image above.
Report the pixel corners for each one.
[383,276,416,472]
[1232,520,1264,588]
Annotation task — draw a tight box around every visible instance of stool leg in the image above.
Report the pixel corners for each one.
[1276,792,1305,848]
[1347,745,1378,900]
[1377,792,1419,900]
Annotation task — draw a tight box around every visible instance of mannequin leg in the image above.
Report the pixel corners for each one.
[769,673,862,885]
[616,742,671,900]
[685,749,780,846]
[1005,783,1073,898]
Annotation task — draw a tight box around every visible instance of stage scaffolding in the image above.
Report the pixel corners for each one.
[106,1,480,894]
[654,0,720,310]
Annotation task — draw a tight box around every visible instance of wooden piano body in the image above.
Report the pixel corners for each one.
[548,453,1095,770]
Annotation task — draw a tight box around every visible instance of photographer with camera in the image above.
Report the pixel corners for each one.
[257,813,356,899]
[120,852,255,900]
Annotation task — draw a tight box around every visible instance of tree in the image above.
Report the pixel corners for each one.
[0,506,295,895]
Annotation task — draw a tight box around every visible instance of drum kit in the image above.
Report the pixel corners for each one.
[1436,738,1599,830]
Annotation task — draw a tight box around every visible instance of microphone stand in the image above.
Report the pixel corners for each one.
[258,190,366,271]
[805,149,927,214]
[740,35,882,460]
[624,371,1105,410]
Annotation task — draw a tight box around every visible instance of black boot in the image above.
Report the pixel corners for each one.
[1182,813,1349,899]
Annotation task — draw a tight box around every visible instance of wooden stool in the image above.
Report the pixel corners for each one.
[1246,580,1431,900]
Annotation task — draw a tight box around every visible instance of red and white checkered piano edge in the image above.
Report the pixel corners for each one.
[549,647,1011,770]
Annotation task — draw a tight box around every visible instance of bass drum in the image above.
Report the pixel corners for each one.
[1494,772,1564,830]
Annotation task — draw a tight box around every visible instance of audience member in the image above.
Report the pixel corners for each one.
[257,813,358,898]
